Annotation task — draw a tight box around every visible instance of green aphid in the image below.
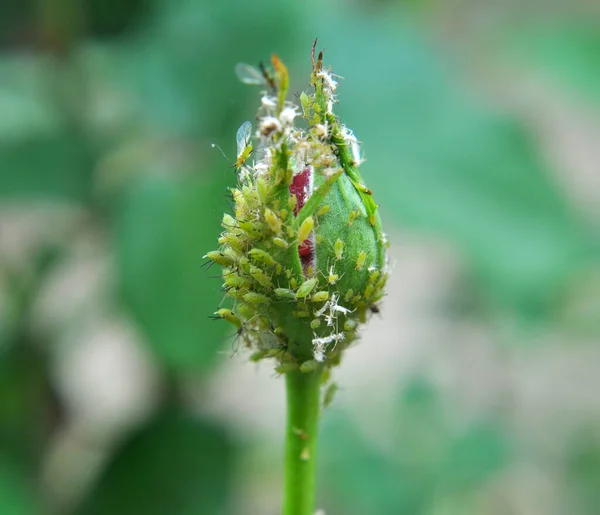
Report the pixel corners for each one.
[273,237,289,249]
[205,251,235,267]
[364,283,375,299]
[323,382,339,408]
[368,269,380,283]
[297,216,314,243]
[275,362,298,374]
[344,289,354,302]
[241,185,259,210]
[334,239,344,260]
[274,288,296,300]
[296,277,318,299]
[288,194,298,212]
[264,208,282,235]
[239,220,265,239]
[347,210,361,226]
[249,266,272,288]
[214,308,242,330]
[220,232,245,252]
[224,275,250,290]
[299,91,311,117]
[355,251,367,271]
[243,292,270,305]
[222,213,236,229]
[236,256,251,273]
[343,319,357,332]
[256,177,269,204]
[300,360,319,373]
[310,319,321,329]
[250,350,269,362]
[249,248,277,267]
[311,291,329,303]
[316,204,330,216]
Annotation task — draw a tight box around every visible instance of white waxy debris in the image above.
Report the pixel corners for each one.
[261,95,277,109]
[280,106,298,125]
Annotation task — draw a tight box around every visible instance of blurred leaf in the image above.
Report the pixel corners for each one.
[0,456,37,515]
[76,410,235,515]
[311,9,594,312]
[320,379,510,515]
[0,134,93,202]
[110,0,304,138]
[115,173,230,372]
[505,20,600,106]
[438,423,509,493]
[565,426,600,515]
[320,414,409,515]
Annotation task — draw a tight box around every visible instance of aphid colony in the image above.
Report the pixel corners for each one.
[206,45,388,372]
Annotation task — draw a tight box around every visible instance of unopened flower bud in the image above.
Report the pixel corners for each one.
[206,45,388,370]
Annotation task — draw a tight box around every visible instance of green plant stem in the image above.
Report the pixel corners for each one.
[283,369,322,515]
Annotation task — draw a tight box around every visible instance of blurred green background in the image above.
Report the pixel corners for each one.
[1,0,600,514]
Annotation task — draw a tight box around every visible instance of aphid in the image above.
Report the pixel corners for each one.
[264,208,282,235]
[241,185,259,210]
[212,308,242,330]
[223,275,250,290]
[250,349,269,362]
[344,289,354,302]
[234,121,253,170]
[249,266,272,288]
[299,91,311,117]
[334,239,344,261]
[368,269,380,284]
[300,360,319,373]
[364,283,374,299]
[348,210,361,226]
[311,291,329,303]
[297,216,315,244]
[256,178,269,204]
[222,213,236,229]
[296,278,318,299]
[243,292,270,305]
[355,251,367,271]
[274,288,296,300]
[323,382,339,409]
[310,319,321,330]
[204,251,235,267]
[343,319,357,332]
[238,220,265,239]
[316,205,330,216]
[248,248,277,267]
[219,233,245,252]
[327,266,339,285]
[288,194,298,212]
[275,362,299,374]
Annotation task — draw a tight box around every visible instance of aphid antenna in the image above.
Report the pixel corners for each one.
[211,143,230,161]
[200,259,216,271]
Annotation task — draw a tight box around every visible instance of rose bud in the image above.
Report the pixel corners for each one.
[206,48,388,371]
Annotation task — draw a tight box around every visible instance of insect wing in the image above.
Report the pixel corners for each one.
[236,121,252,157]
[235,63,266,86]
